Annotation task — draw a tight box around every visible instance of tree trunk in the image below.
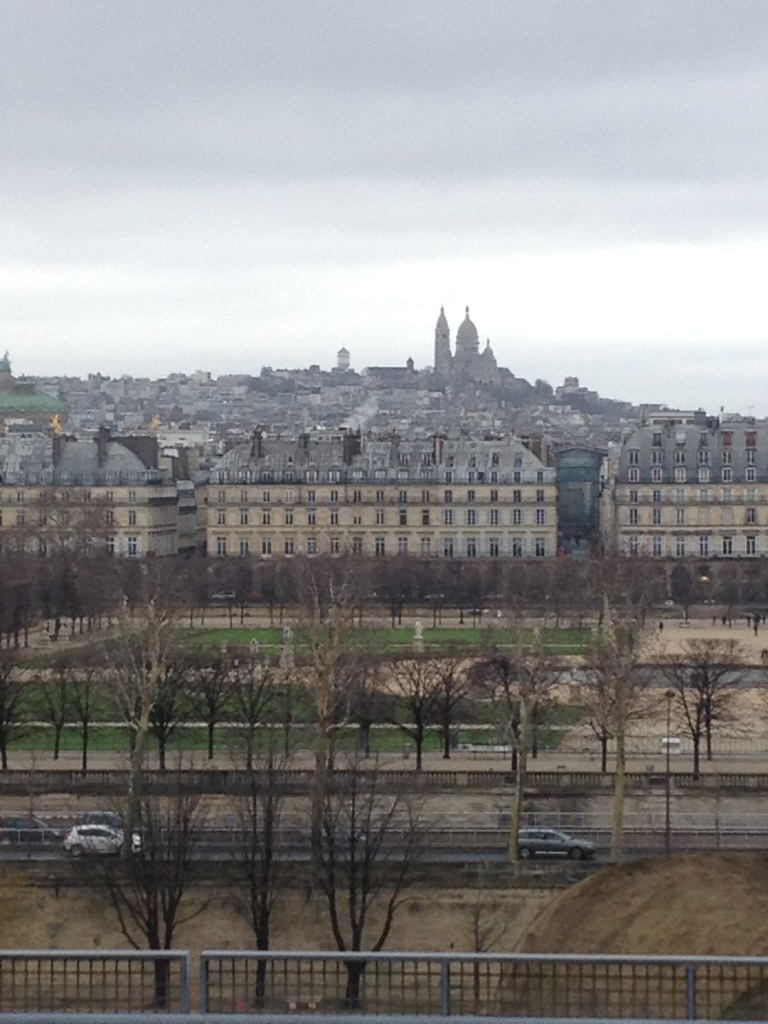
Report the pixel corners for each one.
[508,697,530,864]
[692,735,701,779]
[344,961,367,1010]
[81,723,89,774]
[611,680,627,863]
[153,958,170,1011]
[207,722,215,760]
[600,732,608,773]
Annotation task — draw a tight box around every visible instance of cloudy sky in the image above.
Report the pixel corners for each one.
[2,1,767,412]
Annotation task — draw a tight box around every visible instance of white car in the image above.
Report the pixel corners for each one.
[63,824,141,857]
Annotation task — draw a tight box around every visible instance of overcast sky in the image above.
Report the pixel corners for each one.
[2,0,767,413]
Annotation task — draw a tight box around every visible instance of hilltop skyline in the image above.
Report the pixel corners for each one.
[3,1,767,412]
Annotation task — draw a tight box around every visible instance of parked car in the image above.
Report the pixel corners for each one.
[0,815,63,844]
[517,828,595,860]
[63,824,141,857]
[82,811,124,830]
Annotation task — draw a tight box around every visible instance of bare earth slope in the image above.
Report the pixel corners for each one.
[522,853,768,956]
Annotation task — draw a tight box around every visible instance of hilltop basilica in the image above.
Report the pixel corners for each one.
[433,306,500,385]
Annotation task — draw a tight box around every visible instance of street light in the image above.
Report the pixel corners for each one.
[664,687,675,856]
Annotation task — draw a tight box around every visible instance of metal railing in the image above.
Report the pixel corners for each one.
[199,951,768,1019]
[0,950,191,1014]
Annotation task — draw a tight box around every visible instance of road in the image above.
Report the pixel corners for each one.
[0,824,765,863]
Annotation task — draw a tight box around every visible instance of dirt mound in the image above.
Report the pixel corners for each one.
[521,853,768,956]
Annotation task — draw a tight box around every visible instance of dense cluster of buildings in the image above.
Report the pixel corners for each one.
[0,323,765,575]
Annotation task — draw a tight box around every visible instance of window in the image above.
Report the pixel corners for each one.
[628,489,640,503]
[215,537,226,557]
[512,537,523,557]
[284,508,294,525]
[535,538,546,557]
[376,508,385,525]
[675,536,686,557]
[485,537,498,557]
[466,538,477,557]
[261,538,272,556]
[128,509,137,526]
[512,508,523,525]
[698,467,710,483]
[466,508,476,525]
[513,471,522,484]
[722,431,732,447]
[674,488,686,503]
[398,537,408,554]
[330,489,339,503]
[652,489,662,502]
[216,508,226,525]
[262,509,271,525]
[330,509,339,525]
[284,489,294,503]
[239,539,250,556]
[330,536,340,555]
[721,449,732,465]
[376,490,385,503]
[375,537,386,556]
[652,432,662,446]
[651,508,662,525]
[513,489,522,503]
[536,489,545,503]
[628,450,639,465]
[421,490,430,502]
[14,509,24,526]
[443,508,454,525]
[698,487,711,502]
[421,509,430,526]
[652,535,664,557]
[467,489,475,502]
[420,537,431,555]
[444,489,453,503]
[744,449,755,465]
[628,468,639,483]
[128,536,140,557]
[746,487,758,502]
[352,515,362,525]
[722,487,733,502]
[442,538,454,558]
[240,489,248,503]
[746,467,757,482]
[722,535,733,556]
[399,509,407,525]
[674,468,687,483]
[352,537,363,555]
[353,490,362,503]
[699,535,710,557]
[674,449,686,465]
[747,535,757,555]
[307,538,317,556]
[675,508,686,525]
[399,490,408,503]
[722,467,733,482]
[284,539,294,555]
[240,508,249,525]
[105,509,114,527]
[307,508,316,525]
[106,536,116,556]
[217,489,226,503]
[652,450,664,465]
[490,489,498,503]
[628,535,639,556]
[699,431,709,448]
[746,507,757,524]
[489,508,499,526]
[746,431,757,448]
[128,490,136,504]
[628,508,639,525]
[651,468,663,483]
[490,471,498,484]
[307,490,316,503]
[445,471,452,483]
[263,490,271,503]
[536,508,547,525]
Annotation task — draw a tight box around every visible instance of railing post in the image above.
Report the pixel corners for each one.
[686,962,697,1019]
[180,951,192,1014]
[199,953,209,1014]
[440,958,451,1016]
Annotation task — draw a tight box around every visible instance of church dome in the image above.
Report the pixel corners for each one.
[455,306,479,352]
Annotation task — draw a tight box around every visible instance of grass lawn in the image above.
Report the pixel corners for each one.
[184,625,589,655]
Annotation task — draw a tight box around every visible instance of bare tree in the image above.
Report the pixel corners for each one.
[0,651,27,770]
[69,652,99,773]
[35,655,74,760]
[148,660,191,772]
[313,757,425,1008]
[226,746,285,1007]
[383,653,441,770]
[189,650,231,761]
[431,649,472,759]
[227,642,280,770]
[662,639,743,777]
[101,790,206,1009]
[581,608,654,862]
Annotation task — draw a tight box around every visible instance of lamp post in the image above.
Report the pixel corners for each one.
[664,687,675,856]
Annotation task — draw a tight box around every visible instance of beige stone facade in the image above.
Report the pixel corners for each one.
[204,431,557,559]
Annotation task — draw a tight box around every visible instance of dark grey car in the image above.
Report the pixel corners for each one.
[518,828,594,860]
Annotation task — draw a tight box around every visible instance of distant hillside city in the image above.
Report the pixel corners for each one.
[0,309,763,582]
